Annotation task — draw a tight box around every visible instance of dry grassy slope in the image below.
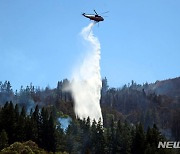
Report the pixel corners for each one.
[145,77,180,98]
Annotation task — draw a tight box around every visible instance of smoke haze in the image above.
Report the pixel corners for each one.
[71,22,103,123]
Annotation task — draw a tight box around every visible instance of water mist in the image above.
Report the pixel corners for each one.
[71,22,103,123]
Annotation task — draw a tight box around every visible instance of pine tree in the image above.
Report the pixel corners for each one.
[14,104,19,120]
[106,118,115,154]
[132,123,146,154]
[47,114,57,152]
[101,77,109,96]
[66,123,75,153]
[24,116,37,141]
[40,108,49,149]
[15,106,26,141]
[79,117,91,154]
[56,123,65,152]
[122,121,132,154]
[91,119,105,154]
[0,129,8,150]
[114,120,132,154]
[1,102,16,144]
[114,120,123,153]
[31,105,40,145]
[145,124,168,154]
[90,119,97,153]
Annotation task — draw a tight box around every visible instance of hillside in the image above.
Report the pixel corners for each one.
[101,77,180,140]
[0,77,180,141]
[144,77,180,98]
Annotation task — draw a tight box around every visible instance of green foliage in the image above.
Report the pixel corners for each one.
[145,124,174,154]
[0,103,65,153]
[92,119,105,154]
[132,123,146,154]
[1,78,180,141]
[1,140,47,154]
[0,101,177,153]
[0,78,180,153]
[0,129,8,150]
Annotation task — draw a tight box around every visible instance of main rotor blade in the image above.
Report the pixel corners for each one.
[85,14,95,16]
[94,10,98,15]
[100,11,109,15]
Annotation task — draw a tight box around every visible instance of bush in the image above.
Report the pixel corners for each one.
[1,141,47,154]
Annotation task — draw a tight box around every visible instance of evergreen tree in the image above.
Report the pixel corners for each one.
[101,77,109,95]
[66,124,75,153]
[56,123,66,152]
[40,108,49,150]
[1,102,16,144]
[91,119,105,154]
[31,105,40,145]
[65,119,81,154]
[121,121,132,154]
[15,106,26,141]
[114,120,123,153]
[90,119,97,153]
[114,120,132,154]
[79,117,91,154]
[145,124,168,154]
[24,116,37,141]
[14,104,19,120]
[106,118,116,154]
[0,129,8,150]
[132,123,146,154]
[47,114,57,152]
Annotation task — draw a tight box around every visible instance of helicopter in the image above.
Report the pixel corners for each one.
[82,10,108,22]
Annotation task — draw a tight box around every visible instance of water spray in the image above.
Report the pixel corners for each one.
[71,22,103,123]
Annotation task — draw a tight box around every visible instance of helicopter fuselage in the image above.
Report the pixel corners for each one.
[82,13,104,22]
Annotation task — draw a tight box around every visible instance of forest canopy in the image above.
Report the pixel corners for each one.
[0,77,180,153]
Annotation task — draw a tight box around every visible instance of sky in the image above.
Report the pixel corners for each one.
[0,0,180,90]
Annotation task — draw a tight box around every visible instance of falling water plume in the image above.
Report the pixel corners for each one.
[71,22,103,123]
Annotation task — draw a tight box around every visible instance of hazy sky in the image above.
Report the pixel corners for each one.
[0,0,180,90]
